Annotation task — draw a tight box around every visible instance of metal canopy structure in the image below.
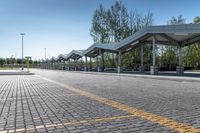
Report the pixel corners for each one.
[50,56,57,62]
[113,24,200,75]
[115,24,200,52]
[82,24,200,55]
[57,54,67,61]
[83,43,117,57]
[65,50,85,60]
[52,24,200,75]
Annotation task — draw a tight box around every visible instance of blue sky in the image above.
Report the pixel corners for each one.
[0,0,199,60]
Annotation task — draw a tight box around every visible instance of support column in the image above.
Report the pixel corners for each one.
[102,51,105,72]
[140,44,145,73]
[63,61,66,70]
[85,56,87,71]
[57,62,59,69]
[81,57,83,71]
[117,50,122,73]
[89,57,92,71]
[58,61,61,70]
[68,59,71,71]
[176,45,184,75]
[61,60,63,70]
[97,56,99,72]
[98,49,104,72]
[74,57,77,71]
[150,35,158,75]
[98,49,101,72]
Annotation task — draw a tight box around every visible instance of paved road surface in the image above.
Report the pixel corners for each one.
[0,69,200,133]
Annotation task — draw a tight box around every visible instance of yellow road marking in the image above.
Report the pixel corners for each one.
[35,75,200,133]
[0,115,134,133]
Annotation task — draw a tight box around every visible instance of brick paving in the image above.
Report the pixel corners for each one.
[34,70,200,128]
[1,69,200,132]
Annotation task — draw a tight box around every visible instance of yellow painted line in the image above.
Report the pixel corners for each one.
[0,115,134,133]
[35,75,200,133]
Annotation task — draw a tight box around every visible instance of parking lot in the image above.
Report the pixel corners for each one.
[0,69,200,133]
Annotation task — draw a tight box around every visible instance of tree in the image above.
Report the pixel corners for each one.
[168,15,186,25]
[108,1,130,42]
[90,4,109,43]
[193,16,200,24]
[90,1,154,69]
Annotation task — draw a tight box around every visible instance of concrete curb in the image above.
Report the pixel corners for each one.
[0,72,35,75]
[32,69,200,82]
[65,70,200,83]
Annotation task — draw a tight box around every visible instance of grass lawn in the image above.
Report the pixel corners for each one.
[0,67,19,70]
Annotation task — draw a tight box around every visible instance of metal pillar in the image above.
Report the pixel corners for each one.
[74,57,77,71]
[63,61,66,70]
[48,62,50,69]
[140,44,145,73]
[80,57,83,71]
[176,45,184,75]
[117,50,122,73]
[178,46,182,67]
[153,37,156,66]
[89,57,92,71]
[68,59,71,71]
[98,49,103,72]
[150,35,158,75]
[97,56,99,72]
[102,51,105,72]
[20,33,25,70]
[85,56,88,71]
[98,49,104,72]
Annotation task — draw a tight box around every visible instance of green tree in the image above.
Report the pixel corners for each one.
[168,15,186,25]
[90,1,153,69]
[90,4,109,43]
[107,1,130,42]
[193,16,200,24]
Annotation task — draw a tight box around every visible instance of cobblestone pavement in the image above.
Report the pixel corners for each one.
[0,69,200,132]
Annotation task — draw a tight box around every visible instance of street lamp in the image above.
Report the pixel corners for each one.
[45,48,46,60]
[20,33,25,70]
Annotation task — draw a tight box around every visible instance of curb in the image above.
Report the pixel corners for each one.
[65,71,200,83]
[32,69,200,83]
[0,72,35,75]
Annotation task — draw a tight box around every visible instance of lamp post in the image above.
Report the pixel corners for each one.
[20,33,25,70]
[45,48,46,60]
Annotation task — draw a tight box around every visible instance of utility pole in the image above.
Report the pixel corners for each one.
[45,48,46,60]
[20,33,25,70]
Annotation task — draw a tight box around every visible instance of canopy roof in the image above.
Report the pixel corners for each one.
[61,24,200,58]
[50,56,57,62]
[83,24,200,56]
[115,24,200,52]
[65,50,85,60]
[57,54,67,61]
[83,43,116,57]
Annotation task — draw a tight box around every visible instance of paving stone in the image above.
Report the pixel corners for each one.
[1,69,196,132]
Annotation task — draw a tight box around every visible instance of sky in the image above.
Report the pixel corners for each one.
[0,0,199,60]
